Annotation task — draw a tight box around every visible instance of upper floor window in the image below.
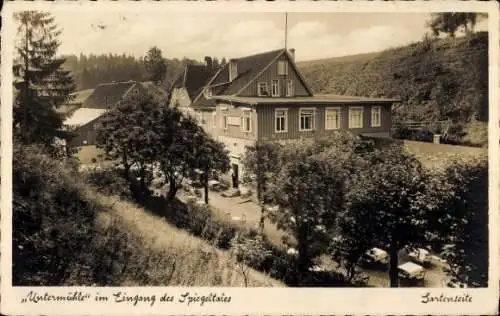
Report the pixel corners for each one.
[212,111,217,128]
[349,107,364,129]
[221,112,228,130]
[241,110,252,132]
[371,106,381,127]
[299,108,315,131]
[271,80,280,97]
[325,107,341,130]
[286,79,294,97]
[275,108,288,133]
[278,60,288,75]
[258,82,269,96]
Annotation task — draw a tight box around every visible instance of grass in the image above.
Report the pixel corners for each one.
[402,139,487,171]
[75,145,105,164]
[88,192,284,286]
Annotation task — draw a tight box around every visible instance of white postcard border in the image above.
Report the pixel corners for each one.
[1,1,499,315]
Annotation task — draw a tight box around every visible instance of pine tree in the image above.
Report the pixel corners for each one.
[13,11,75,150]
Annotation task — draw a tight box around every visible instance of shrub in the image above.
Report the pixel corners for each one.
[13,144,100,285]
[83,167,132,198]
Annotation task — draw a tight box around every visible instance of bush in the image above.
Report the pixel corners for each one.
[83,167,132,198]
[13,145,100,285]
[392,126,434,142]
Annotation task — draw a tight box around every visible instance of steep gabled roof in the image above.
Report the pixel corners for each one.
[63,108,107,127]
[207,49,285,96]
[83,81,137,109]
[171,64,213,101]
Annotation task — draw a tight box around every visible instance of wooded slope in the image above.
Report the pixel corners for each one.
[297,32,488,123]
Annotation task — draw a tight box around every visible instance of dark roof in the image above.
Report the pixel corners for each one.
[84,81,137,109]
[211,94,399,105]
[171,64,213,101]
[208,49,285,96]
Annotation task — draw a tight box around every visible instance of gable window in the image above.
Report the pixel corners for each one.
[271,80,280,97]
[134,89,139,95]
[349,107,364,128]
[286,79,294,97]
[371,106,381,127]
[204,87,212,98]
[241,110,252,133]
[258,82,269,96]
[325,107,341,130]
[275,108,288,133]
[278,60,288,75]
[299,108,315,131]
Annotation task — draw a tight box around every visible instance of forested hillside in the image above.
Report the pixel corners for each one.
[298,32,488,123]
[62,54,200,91]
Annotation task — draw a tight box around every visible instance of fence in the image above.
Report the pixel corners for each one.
[392,120,452,133]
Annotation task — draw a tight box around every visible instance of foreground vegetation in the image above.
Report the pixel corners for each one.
[13,144,280,286]
[242,133,488,287]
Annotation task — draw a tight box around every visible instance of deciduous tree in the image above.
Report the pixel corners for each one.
[144,46,167,86]
[266,143,349,283]
[96,94,162,198]
[345,145,430,287]
[426,13,486,38]
[431,158,488,287]
[242,141,282,231]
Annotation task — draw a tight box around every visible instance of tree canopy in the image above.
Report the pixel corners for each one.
[426,13,486,38]
[13,11,75,152]
[144,46,167,85]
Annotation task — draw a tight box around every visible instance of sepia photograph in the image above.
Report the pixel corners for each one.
[1,1,498,315]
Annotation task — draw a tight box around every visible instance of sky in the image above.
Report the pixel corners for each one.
[36,11,489,62]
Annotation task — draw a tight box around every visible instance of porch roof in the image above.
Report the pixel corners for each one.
[211,94,399,105]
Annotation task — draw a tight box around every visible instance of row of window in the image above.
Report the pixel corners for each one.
[275,106,382,132]
[258,79,294,97]
[199,106,382,134]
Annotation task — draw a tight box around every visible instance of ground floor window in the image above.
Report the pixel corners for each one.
[325,107,341,130]
[371,106,381,127]
[349,107,364,128]
[275,108,288,132]
[299,108,315,131]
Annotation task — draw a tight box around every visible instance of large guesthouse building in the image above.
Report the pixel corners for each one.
[170,48,398,187]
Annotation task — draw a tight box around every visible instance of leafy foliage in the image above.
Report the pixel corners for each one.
[345,144,430,287]
[13,11,75,151]
[430,158,488,287]
[426,13,486,38]
[230,233,272,287]
[96,95,229,201]
[95,94,162,198]
[144,46,167,85]
[13,144,98,285]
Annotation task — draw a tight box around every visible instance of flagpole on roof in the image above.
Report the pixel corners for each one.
[285,12,288,49]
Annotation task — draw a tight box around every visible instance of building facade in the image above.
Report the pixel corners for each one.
[185,49,398,187]
[65,80,149,147]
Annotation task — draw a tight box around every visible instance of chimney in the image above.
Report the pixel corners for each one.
[289,48,295,62]
[204,56,213,73]
[229,59,238,82]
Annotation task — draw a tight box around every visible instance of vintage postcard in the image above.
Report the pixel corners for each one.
[1,0,499,315]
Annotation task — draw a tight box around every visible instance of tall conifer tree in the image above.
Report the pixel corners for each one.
[13,11,75,150]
